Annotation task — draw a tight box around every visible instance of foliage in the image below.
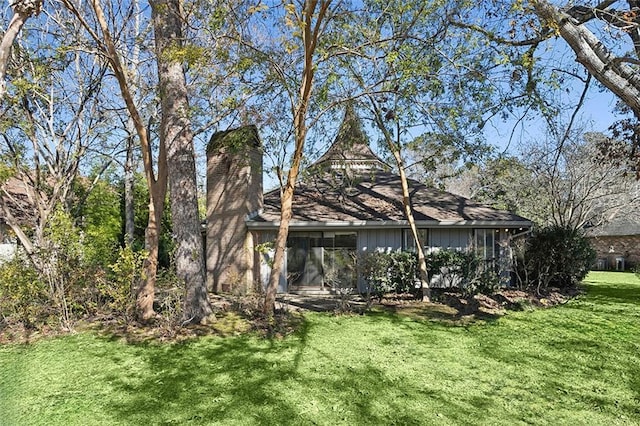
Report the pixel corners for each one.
[97,246,147,321]
[426,249,501,297]
[389,251,420,294]
[0,207,106,329]
[73,177,123,267]
[126,172,175,268]
[359,251,418,299]
[1,272,639,424]
[39,209,90,328]
[360,249,502,299]
[0,257,48,328]
[515,225,596,291]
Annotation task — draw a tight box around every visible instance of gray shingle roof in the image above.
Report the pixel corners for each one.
[254,169,530,225]
[313,103,384,167]
[588,219,640,237]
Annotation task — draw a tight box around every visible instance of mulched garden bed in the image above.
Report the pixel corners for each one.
[378,286,585,317]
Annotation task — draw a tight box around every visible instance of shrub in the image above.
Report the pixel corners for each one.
[516,225,595,291]
[99,245,147,321]
[426,249,500,297]
[360,249,501,300]
[359,251,394,301]
[0,257,49,328]
[388,251,419,295]
[359,251,419,299]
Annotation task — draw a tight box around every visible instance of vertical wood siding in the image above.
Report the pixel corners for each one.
[429,229,472,251]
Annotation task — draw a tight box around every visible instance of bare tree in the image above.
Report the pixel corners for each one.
[451,0,640,173]
[0,9,111,327]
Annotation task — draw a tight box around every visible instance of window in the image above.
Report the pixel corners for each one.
[402,228,428,252]
[473,229,500,270]
[286,232,357,288]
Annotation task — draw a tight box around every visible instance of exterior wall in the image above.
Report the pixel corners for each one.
[206,136,262,293]
[428,228,471,252]
[256,227,521,293]
[590,235,640,271]
[357,229,402,253]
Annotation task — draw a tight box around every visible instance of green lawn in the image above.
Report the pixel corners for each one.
[1,271,640,425]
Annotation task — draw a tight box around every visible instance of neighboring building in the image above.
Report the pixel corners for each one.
[206,106,532,294]
[588,219,640,271]
[0,177,35,262]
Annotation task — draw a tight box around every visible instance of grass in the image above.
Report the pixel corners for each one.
[1,271,639,425]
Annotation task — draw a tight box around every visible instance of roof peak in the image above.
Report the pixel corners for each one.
[313,104,384,170]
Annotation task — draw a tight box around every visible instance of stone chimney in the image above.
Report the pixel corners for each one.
[206,125,262,293]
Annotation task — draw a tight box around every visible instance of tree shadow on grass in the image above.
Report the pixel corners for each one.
[91,311,502,425]
[368,303,502,328]
[581,281,640,307]
[95,317,313,424]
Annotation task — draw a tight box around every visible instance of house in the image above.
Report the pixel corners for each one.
[206,106,532,294]
[588,219,640,271]
[0,177,35,262]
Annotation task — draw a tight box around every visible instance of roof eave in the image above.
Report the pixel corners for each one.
[246,219,533,231]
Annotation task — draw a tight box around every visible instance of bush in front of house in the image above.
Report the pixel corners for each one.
[515,225,596,291]
[359,251,418,299]
[359,249,500,300]
[425,249,500,297]
[0,257,50,329]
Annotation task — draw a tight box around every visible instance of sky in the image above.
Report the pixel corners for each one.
[483,88,621,155]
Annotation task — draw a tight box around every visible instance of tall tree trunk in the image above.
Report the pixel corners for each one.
[124,124,136,245]
[139,180,165,320]
[369,99,430,301]
[150,0,212,324]
[394,150,431,302]
[0,0,43,102]
[263,131,305,315]
[264,0,332,315]
[64,0,169,321]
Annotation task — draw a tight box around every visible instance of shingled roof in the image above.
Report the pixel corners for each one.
[253,170,530,226]
[588,218,640,237]
[313,103,385,169]
[249,106,531,228]
[0,177,37,226]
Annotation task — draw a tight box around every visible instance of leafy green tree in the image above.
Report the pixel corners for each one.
[328,0,500,301]
[0,0,43,101]
[74,178,123,267]
[452,0,640,174]
[229,0,341,315]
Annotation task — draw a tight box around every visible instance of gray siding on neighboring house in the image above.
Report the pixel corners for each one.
[429,228,471,251]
